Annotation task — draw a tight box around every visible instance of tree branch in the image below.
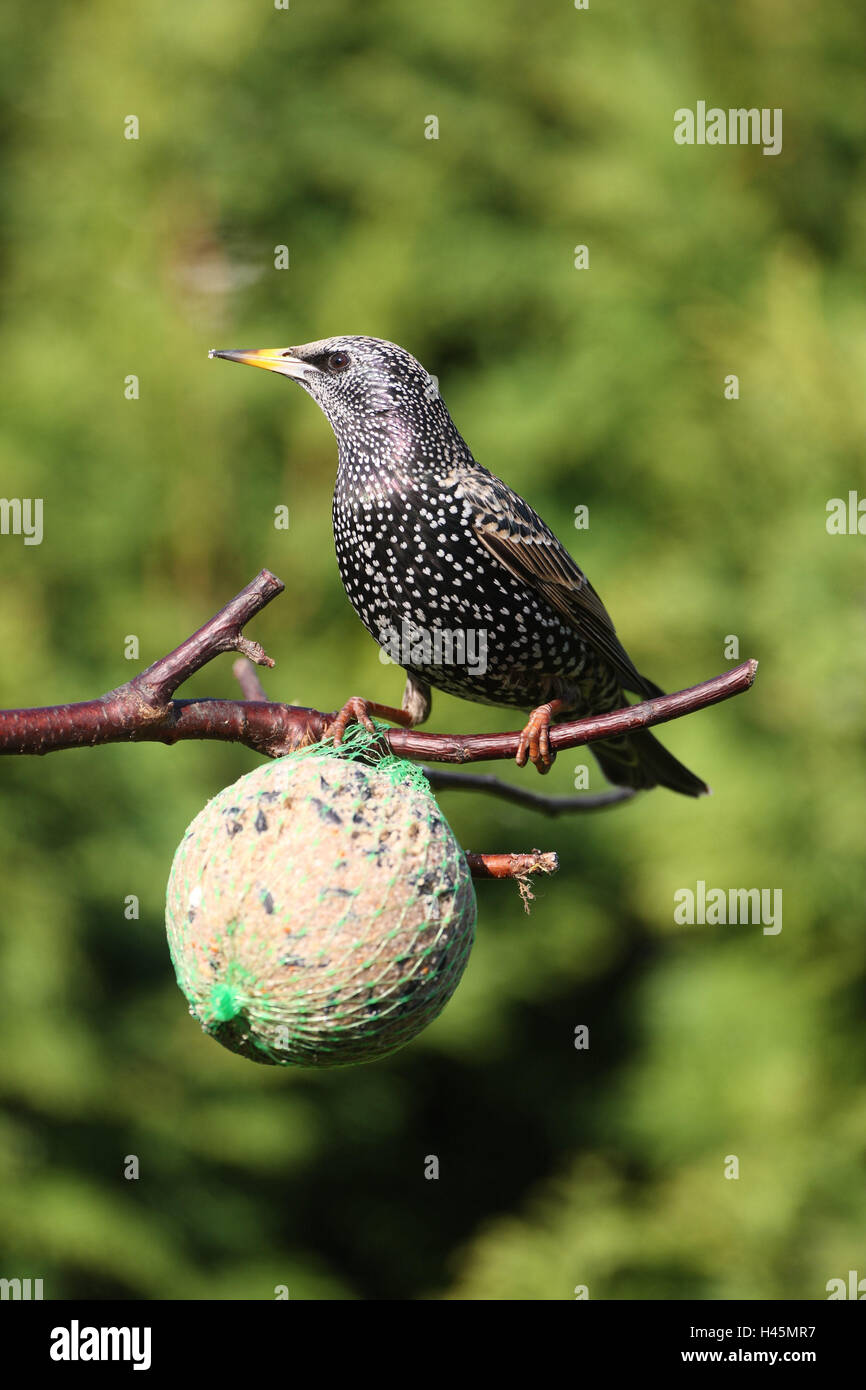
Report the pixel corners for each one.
[0,573,758,776]
[125,568,283,711]
[384,661,757,764]
[423,769,636,814]
[465,849,558,911]
[233,657,270,702]
[465,850,558,879]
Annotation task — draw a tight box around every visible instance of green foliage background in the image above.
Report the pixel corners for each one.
[0,1,864,1300]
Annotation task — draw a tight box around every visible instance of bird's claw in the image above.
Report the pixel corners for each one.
[326,696,377,745]
[516,703,556,775]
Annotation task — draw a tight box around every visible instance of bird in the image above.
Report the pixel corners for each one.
[210,336,707,795]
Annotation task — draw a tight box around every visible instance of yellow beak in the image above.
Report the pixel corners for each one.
[208,347,312,380]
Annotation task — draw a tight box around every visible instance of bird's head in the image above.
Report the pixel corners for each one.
[209,335,448,447]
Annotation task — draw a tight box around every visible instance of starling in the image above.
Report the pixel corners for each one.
[210,336,707,795]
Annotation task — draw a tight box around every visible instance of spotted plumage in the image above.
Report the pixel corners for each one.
[211,336,707,795]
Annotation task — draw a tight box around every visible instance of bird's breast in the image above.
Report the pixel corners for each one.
[331,470,585,700]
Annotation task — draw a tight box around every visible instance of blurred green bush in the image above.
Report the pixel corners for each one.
[0,0,863,1299]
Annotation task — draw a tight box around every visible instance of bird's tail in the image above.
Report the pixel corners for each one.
[591,727,708,798]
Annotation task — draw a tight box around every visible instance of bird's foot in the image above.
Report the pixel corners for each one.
[516,699,567,775]
[325,696,416,746]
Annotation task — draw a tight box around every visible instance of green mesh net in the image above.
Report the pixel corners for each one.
[165,724,476,1068]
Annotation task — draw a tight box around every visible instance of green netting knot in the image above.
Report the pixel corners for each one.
[319,717,433,795]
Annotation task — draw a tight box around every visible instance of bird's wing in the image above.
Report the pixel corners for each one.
[452,466,662,699]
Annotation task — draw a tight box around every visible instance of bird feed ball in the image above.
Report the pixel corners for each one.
[165,742,476,1067]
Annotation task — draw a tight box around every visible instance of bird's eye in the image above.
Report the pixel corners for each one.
[328,351,350,372]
